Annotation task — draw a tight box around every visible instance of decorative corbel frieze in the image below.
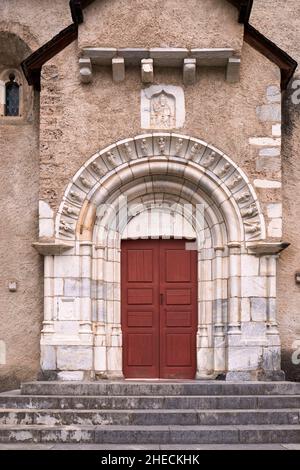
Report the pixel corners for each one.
[183,58,196,86]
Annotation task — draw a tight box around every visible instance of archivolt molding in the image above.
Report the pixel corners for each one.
[56,133,266,244]
[94,189,217,249]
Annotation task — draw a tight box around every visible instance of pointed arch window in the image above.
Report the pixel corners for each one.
[5,73,20,116]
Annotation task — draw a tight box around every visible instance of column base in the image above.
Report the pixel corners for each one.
[226,369,286,382]
[104,371,125,380]
[37,370,93,381]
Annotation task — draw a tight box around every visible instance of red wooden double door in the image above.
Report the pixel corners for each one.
[121,239,197,379]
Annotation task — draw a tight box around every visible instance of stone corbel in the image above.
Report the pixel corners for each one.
[112,57,125,82]
[226,57,241,83]
[183,58,196,86]
[79,58,92,83]
[246,241,290,255]
[32,240,75,255]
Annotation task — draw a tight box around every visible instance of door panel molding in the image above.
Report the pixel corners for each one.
[121,239,197,379]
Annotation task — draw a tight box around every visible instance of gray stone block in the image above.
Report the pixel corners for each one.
[266,85,281,103]
[39,427,95,443]
[259,148,281,157]
[256,156,281,173]
[95,426,170,444]
[263,346,281,371]
[168,426,239,444]
[257,395,300,408]
[256,103,281,122]
[241,321,266,337]
[40,346,56,370]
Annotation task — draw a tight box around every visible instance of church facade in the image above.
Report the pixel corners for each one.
[1,0,300,389]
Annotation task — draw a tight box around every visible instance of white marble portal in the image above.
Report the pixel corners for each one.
[37,133,284,381]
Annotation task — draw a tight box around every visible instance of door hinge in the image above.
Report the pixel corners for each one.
[160,293,164,305]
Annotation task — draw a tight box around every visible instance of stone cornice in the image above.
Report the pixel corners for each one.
[246,241,290,255]
[32,241,75,255]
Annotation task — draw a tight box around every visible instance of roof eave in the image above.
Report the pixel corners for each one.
[245,24,298,91]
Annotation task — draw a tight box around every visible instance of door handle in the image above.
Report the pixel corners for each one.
[160,293,164,305]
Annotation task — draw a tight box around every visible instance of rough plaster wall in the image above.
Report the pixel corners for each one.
[79,0,244,51]
[251,0,300,381]
[39,43,280,217]
[0,0,70,391]
[0,101,42,392]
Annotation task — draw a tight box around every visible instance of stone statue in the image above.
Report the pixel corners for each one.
[150,92,175,129]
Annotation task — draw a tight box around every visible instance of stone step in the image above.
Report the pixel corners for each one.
[1,424,300,444]
[0,408,299,426]
[1,394,300,410]
[21,381,300,397]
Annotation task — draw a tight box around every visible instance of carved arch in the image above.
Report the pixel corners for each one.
[56,133,266,245]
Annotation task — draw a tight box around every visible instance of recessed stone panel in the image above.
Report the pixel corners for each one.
[56,346,93,371]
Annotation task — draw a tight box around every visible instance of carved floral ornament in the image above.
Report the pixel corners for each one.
[56,134,265,243]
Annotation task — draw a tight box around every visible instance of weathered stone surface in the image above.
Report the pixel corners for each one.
[0,381,300,444]
[256,156,281,173]
[226,57,241,83]
[256,104,282,122]
[267,203,282,219]
[259,148,281,157]
[112,57,125,82]
[268,218,283,238]
[183,58,196,85]
[250,298,268,322]
[1,0,300,388]
[266,85,282,103]
[254,179,282,189]
[56,347,93,371]
[41,346,56,370]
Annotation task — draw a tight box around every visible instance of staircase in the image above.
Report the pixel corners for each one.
[0,381,300,445]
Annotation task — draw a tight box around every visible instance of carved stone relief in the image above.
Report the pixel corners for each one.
[141,85,185,129]
[150,92,175,129]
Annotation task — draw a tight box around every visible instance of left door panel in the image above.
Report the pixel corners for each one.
[121,241,160,378]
